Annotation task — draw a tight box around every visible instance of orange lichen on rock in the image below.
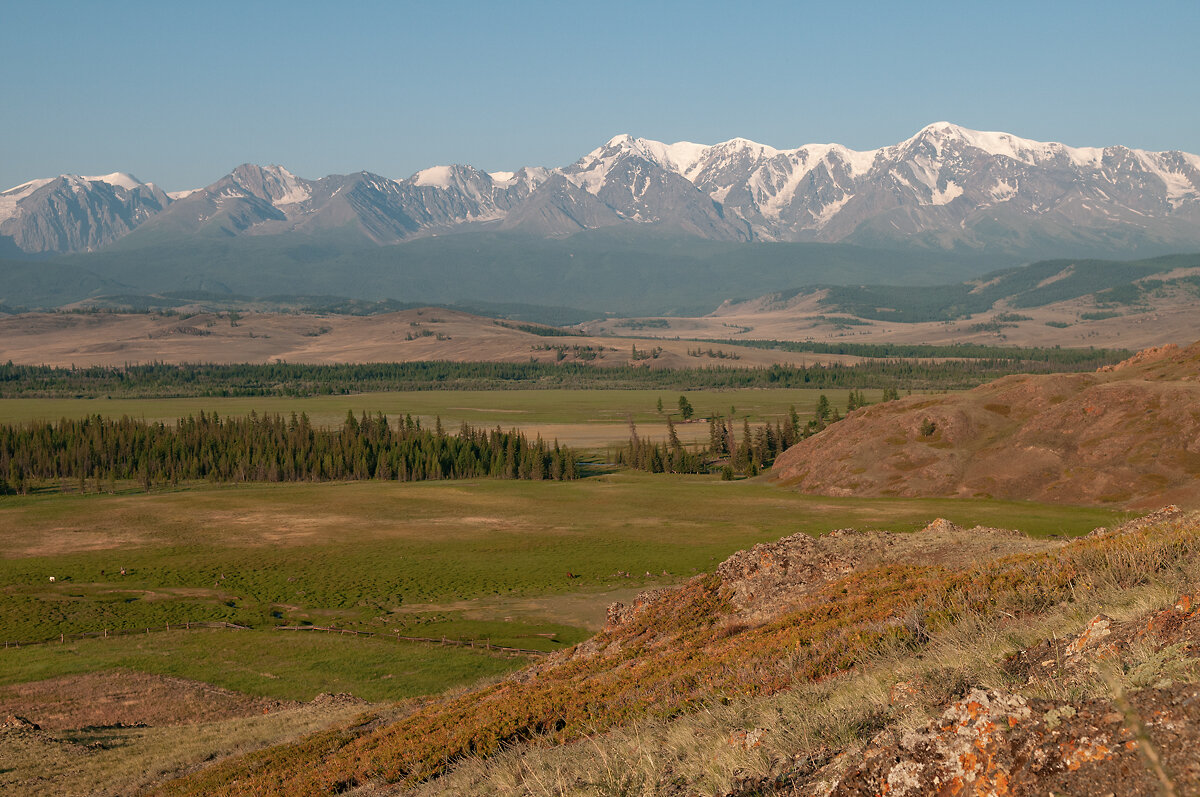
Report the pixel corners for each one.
[1059,737,1114,771]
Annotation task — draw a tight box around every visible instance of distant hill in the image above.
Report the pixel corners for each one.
[576,253,1200,350]
[772,342,1200,507]
[15,231,1003,316]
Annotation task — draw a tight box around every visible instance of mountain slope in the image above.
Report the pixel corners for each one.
[0,173,170,253]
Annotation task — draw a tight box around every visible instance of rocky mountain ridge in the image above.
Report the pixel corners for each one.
[4,123,1199,257]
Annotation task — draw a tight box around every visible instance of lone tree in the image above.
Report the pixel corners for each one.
[813,393,831,431]
[678,395,694,421]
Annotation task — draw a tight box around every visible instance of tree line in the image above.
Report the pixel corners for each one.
[0,411,579,494]
[615,390,874,478]
[686,338,1129,365]
[0,351,1127,399]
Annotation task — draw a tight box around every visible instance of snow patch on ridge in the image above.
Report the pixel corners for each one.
[1133,151,1200,204]
[0,178,55,223]
[989,179,1018,202]
[413,165,458,189]
[810,193,851,226]
[81,172,144,191]
[930,180,964,206]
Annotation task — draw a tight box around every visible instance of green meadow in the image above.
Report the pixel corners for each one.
[0,387,887,430]
[0,472,1129,700]
[0,628,522,703]
[0,386,1131,704]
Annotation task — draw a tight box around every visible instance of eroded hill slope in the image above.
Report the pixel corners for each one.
[772,342,1200,507]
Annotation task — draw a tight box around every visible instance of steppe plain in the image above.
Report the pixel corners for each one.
[0,300,1196,796]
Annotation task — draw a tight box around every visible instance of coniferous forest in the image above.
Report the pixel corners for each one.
[0,411,579,493]
[0,347,1129,400]
[615,391,872,478]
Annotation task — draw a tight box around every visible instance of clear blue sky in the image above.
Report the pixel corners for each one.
[3,0,1198,191]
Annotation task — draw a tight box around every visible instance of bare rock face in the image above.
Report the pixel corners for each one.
[1,715,40,731]
[772,342,1200,508]
[0,175,169,253]
[715,531,860,618]
[605,587,673,629]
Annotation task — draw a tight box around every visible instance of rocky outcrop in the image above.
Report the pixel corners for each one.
[804,591,1200,796]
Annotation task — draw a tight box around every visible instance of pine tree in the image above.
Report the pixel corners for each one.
[677,395,694,421]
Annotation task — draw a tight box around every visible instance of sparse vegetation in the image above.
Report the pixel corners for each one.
[688,346,741,359]
[619,319,670,329]
[493,320,583,337]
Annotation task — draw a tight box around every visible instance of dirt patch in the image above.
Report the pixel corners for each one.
[4,524,154,559]
[0,670,296,731]
[201,510,368,546]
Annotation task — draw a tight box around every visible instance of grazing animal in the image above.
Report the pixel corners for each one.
[48,576,55,583]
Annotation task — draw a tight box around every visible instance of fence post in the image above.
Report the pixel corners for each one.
[61,633,65,643]
[104,628,107,638]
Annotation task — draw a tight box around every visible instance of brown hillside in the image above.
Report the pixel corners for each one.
[0,309,861,368]
[771,342,1200,508]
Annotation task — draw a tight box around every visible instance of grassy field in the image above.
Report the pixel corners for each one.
[0,473,1130,701]
[0,628,522,702]
[0,388,890,449]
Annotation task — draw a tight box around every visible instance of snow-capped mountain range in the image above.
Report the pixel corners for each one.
[3,123,1199,257]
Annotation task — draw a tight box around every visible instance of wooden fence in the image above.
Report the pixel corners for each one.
[1,620,549,656]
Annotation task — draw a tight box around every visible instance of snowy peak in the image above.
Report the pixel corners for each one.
[4,123,1200,257]
[223,164,312,207]
[79,172,147,191]
[412,165,465,188]
[0,171,170,253]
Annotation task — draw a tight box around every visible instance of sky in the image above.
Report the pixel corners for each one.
[3,0,1198,192]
